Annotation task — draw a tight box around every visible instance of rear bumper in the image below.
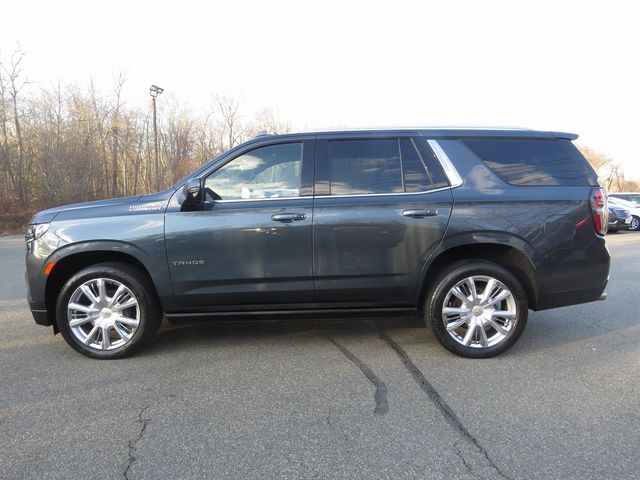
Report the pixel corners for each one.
[536,285,608,310]
[30,308,51,326]
[533,238,610,311]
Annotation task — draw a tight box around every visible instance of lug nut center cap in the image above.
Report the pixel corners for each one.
[472,306,483,316]
[100,308,113,318]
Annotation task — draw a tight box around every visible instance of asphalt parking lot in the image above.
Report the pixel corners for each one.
[1,233,639,480]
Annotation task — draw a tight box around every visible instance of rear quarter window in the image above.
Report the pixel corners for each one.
[462,138,598,186]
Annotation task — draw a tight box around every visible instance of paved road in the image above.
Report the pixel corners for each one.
[1,233,639,480]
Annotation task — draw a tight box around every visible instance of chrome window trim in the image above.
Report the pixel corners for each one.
[427,139,463,188]
[212,185,455,204]
[214,196,308,204]
[315,185,454,200]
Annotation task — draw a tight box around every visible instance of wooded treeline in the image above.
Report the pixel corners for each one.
[1,50,638,233]
[0,50,289,232]
[577,145,639,194]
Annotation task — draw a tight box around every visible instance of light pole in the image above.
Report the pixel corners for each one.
[149,85,164,191]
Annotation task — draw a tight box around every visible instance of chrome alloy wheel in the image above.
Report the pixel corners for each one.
[631,217,640,231]
[67,278,140,350]
[442,275,517,349]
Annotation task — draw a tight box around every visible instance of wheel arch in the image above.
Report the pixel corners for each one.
[44,245,162,329]
[418,238,538,311]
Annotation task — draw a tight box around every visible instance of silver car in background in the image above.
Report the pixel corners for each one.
[609,197,640,231]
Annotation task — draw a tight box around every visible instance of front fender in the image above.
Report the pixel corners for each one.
[48,239,168,289]
[26,211,171,311]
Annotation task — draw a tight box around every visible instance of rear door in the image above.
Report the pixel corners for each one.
[312,133,453,307]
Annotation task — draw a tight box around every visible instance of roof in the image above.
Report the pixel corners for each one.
[263,127,578,140]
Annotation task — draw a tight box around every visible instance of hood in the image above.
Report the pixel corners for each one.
[29,188,176,224]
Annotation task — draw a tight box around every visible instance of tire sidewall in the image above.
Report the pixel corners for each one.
[56,263,160,359]
[428,261,528,358]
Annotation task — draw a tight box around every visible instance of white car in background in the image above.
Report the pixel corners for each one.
[609,192,640,207]
[609,197,640,231]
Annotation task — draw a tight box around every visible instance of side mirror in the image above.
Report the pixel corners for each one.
[181,178,203,206]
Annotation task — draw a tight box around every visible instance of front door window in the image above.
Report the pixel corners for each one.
[204,143,303,200]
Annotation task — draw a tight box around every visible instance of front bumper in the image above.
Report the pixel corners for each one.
[608,216,632,230]
[26,267,50,326]
[25,226,61,327]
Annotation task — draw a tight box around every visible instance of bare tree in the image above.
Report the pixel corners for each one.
[605,163,624,191]
[0,48,28,203]
[0,50,294,232]
[246,107,292,137]
[578,145,613,173]
[214,95,243,150]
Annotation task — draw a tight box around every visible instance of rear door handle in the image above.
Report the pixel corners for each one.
[402,209,437,218]
[271,213,306,222]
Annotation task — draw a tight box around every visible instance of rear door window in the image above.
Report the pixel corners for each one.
[408,138,450,189]
[400,139,448,191]
[462,138,598,186]
[400,138,430,192]
[326,137,449,195]
[328,139,402,195]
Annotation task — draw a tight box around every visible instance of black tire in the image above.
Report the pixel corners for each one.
[629,216,640,232]
[56,262,161,359]
[426,260,528,358]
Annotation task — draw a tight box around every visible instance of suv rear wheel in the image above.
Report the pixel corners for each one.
[427,260,528,358]
[56,262,161,359]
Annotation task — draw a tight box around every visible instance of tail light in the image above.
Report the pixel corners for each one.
[589,187,608,235]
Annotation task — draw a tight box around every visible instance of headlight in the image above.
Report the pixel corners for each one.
[25,223,50,243]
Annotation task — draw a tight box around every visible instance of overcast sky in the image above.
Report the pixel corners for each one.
[2,0,638,177]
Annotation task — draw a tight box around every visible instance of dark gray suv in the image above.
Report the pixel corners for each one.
[25,128,610,359]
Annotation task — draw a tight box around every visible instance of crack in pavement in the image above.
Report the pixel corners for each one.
[453,441,477,478]
[325,414,350,443]
[367,321,513,480]
[326,336,389,416]
[123,405,151,480]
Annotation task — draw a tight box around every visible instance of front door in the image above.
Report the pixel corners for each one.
[312,135,453,307]
[165,139,316,311]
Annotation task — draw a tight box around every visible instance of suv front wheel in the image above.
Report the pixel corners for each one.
[56,262,161,359]
[427,261,528,358]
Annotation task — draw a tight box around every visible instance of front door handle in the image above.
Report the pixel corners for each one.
[271,212,307,222]
[402,209,437,218]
